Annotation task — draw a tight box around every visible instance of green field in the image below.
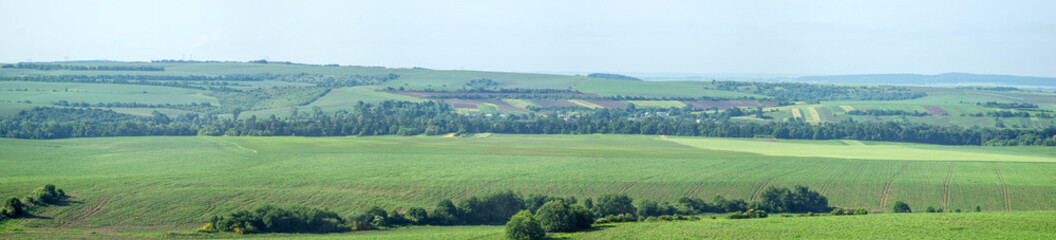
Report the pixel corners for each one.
[4,61,1056,131]
[1,134,1055,238]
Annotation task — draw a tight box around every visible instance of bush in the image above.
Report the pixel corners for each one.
[925,206,936,213]
[854,208,869,215]
[4,197,24,217]
[430,199,461,225]
[536,201,576,232]
[593,194,636,217]
[505,210,545,240]
[570,204,594,229]
[893,201,912,213]
[406,207,429,224]
[210,205,347,234]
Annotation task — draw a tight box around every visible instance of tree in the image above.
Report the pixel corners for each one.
[893,201,912,213]
[505,210,544,240]
[570,204,594,229]
[636,199,660,217]
[430,199,461,225]
[536,201,575,232]
[406,207,429,224]
[4,197,24,217]
[593,194,635,217]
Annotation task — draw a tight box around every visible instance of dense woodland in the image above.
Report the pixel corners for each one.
[2,102,1055,146]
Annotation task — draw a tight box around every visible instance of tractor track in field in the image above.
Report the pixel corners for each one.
[942,163,954,210]
[878,162,911,211]
[684,181,707,197]
[820,161,866,195]
[66,197,111,226]
[751,181,771,201]
[995,164,1012,211]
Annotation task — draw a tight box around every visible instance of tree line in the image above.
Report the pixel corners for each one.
[3,102,1056,146]
[847,109,931,117]
[711,81,927,101]
[2,63,165,71]
[202,186,836,236]
[980,101,1038,109]
[964,110,1054,119]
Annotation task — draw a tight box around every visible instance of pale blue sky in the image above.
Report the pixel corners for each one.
[2,0,1054,77]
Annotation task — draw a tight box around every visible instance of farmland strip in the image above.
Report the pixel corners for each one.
[942,163,953,210]
[820,161,866,195]
[996,164,1012,211]
[807,107,822,123]
[878,162,911,211]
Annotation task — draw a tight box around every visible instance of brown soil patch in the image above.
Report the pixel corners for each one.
[924,106,949,115]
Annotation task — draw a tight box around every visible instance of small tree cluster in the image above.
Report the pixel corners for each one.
[3,184,67,220]
[505,210,545,240]
[728,209,768,219]
[208,205,346,234]
[893,201,912,213]
[830,208,868,216]
[534,201,593,233]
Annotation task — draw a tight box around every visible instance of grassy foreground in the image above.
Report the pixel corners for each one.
[1,134,1055,237]
[3,211,1053,239]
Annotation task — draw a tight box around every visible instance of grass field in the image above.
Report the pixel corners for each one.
[1,134,1055,238]
[569,211,1056,239]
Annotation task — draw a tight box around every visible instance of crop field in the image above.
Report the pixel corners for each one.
[1,134,1054,238]
[0,81,217,105]
[569,211,1056,239]
[6,211,1050,239]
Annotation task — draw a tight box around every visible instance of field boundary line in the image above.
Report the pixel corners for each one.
[878,162,911,211]
[995,164,1012,211]
[942,163,953,210]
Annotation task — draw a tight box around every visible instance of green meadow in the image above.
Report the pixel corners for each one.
[1,134,1054,238]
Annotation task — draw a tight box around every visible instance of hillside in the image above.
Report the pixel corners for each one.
[797,73,1056,88]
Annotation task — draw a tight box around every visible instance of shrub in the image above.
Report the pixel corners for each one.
[406,207,429,224]
[893,201,912,213]
[593,194,636,217]
[210,205,346,234]
[854,208,869,215]
[925,206,936,213]
[505,210,545,240]
[536,201,576,232]
[197,223,218,233]
[570,204,594,229]
[4,197,24,217]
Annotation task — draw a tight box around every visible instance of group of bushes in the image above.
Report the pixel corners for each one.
[727,209,769,219]
[2,184,67,220]
[202,187,837,237]
[202,205,346,234]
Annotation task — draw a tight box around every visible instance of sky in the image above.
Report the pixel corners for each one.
[2,0,1055,77]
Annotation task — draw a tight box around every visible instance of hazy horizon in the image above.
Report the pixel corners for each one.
[2,0,1055,77]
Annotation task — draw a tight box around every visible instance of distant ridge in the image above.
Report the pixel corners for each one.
[797,73,1056,88]
[587,73,641,81]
